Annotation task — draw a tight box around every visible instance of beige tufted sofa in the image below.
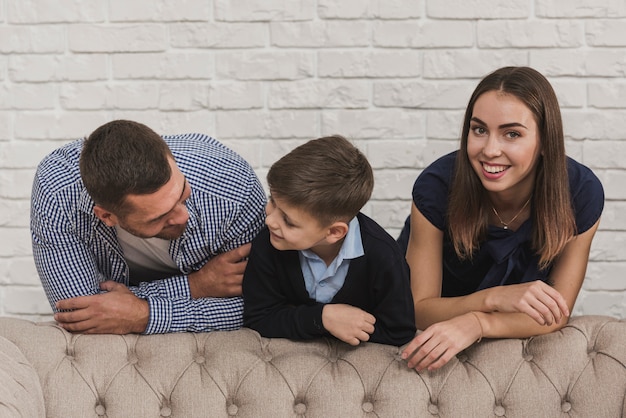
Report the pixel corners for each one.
[0,315,624,418]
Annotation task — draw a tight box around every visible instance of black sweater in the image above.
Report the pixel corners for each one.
[243,213,416,346]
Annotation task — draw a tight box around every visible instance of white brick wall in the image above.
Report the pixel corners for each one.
[1,0,624,320]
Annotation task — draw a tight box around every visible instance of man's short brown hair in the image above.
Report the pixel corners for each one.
[267,135,374,226]
[79,120,173,214]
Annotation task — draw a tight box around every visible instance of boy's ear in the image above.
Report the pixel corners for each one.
[326,221,349,244]
[93,205,119,227]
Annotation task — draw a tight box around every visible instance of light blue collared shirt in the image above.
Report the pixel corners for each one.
[298,217,364,303]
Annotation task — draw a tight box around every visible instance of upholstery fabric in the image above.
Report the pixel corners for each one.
[0,335,45,418]
[0,316,624,417]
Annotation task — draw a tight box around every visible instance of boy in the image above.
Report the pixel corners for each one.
[242,135,416,346]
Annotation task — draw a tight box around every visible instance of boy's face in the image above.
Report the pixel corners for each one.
[265,194,331,252]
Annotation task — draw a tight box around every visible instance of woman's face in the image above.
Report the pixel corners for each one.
[466,90,542,199]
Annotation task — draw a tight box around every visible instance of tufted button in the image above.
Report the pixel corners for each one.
[457,353,468,362]
[194,355,206,364]
[523,354,533,361]
[362,402,374,412]
[494,405,505,416]
[95,404,106,416]
[428,403,439,414]
[561,401,571,412]
[293,402,306,414]
[128,354,138,365]
[65,355,74,362]
[263,354,273,362]
[160,406,172,417]
[227,404,238,416]
[328,356,338,363]
[588,351,597,359]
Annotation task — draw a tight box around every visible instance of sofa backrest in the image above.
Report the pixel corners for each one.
[0,316,624,417]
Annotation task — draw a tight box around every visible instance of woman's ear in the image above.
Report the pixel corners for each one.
[326,221,349,244]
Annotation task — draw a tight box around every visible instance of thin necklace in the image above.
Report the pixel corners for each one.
[491,196,532,230]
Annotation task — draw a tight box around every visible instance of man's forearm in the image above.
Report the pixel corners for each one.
[144,295,244,334]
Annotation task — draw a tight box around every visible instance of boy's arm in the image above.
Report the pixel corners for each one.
[242,232,328,339]
[367,250,417,346]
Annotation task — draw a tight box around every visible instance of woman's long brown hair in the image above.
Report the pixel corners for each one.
[448,66,576,269]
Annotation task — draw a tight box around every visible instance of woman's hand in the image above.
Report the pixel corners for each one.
[484,281,569,326]
[401,312,482,371]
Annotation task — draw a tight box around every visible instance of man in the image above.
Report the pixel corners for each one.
[30,120,266,334]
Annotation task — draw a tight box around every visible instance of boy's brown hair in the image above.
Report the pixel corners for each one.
[267,135,374,226]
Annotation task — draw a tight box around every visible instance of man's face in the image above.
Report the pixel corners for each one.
[95,157,192,240]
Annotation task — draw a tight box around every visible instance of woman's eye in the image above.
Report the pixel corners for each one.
[506,131,520,139]
[472,126,486,135]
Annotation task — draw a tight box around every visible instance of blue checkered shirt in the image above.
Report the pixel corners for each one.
[31,133,266,334]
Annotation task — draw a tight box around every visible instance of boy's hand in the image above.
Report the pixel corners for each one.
[322,304,376,346]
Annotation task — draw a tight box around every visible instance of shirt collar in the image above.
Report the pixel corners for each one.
[301,216,364,264]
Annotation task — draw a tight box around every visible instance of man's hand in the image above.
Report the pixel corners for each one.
[322,304,376,346]
[54,281,149,334]
[188,243,251,298]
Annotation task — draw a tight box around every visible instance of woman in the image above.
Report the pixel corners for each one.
[399,66,604,371]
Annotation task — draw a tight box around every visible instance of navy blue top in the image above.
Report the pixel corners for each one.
[397,151,604,297]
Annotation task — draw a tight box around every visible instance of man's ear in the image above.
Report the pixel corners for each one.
[326,221,349,244]
[93,205,119,227]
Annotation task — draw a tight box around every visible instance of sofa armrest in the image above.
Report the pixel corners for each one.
[0,335,45,418]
